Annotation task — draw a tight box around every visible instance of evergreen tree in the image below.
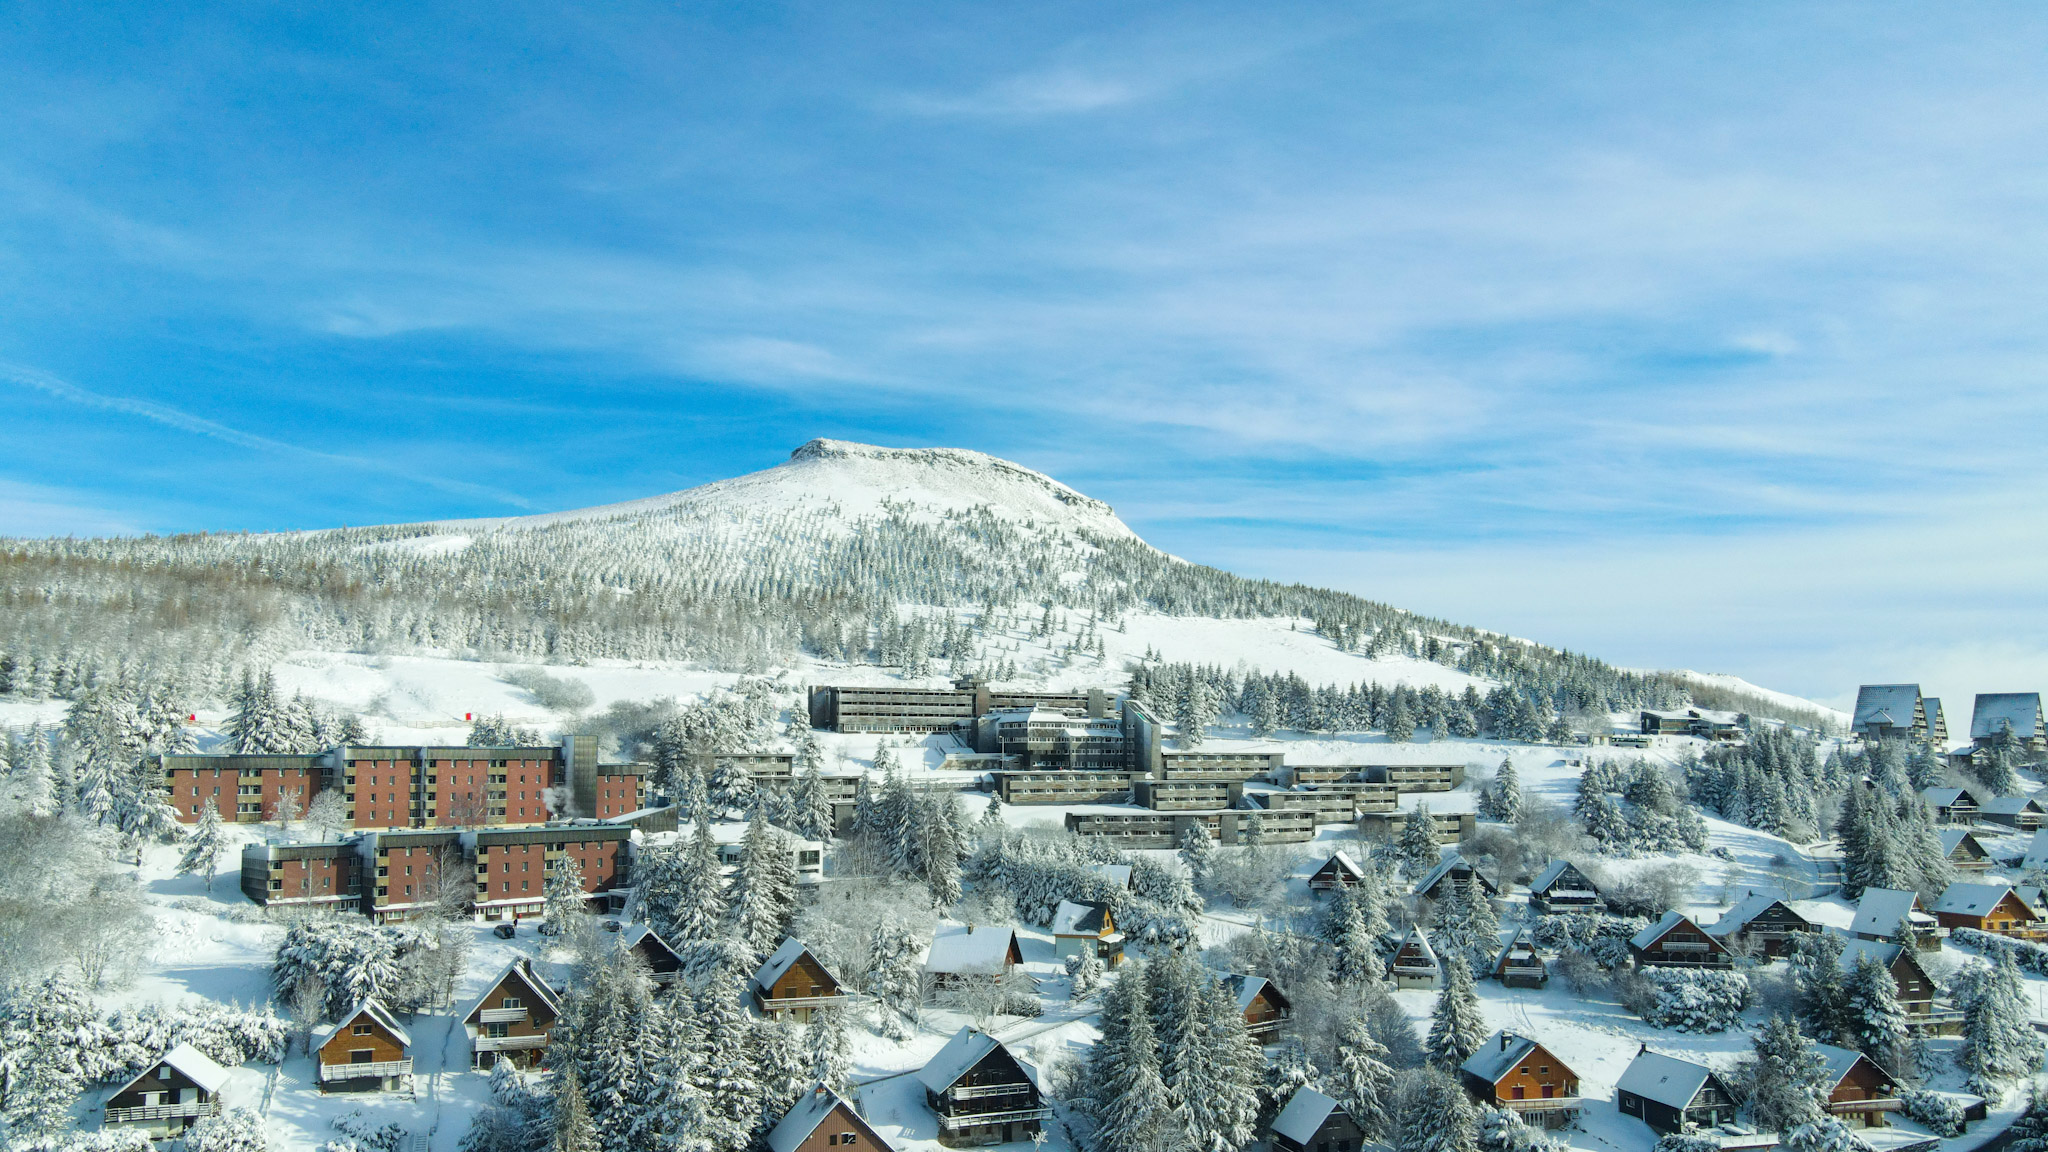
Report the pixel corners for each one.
[729,812,798,961]
[2006,1089,2048,1152]
[1394,1067,1478,1152]
[1791,933,1852,1046]
[690,969,764,1152]
[805,1005,854,1097]
[1739,1014,1830,1133]
[1093,960,1172,1152]
[178,802,229,892]
[1477,758,1521,824]
[1781,1118,1860,1152]
[545,853,590,932]
[866,920,924,1040]
[1179,824,1216,886]
[1844,952,1908,1065]
[707,758,757,817]
[554,1065,599,1152]
[1335,1012,1395,1139]
[787,767,832,841]
[1959,955,2044,1096]
[1425,955,1486,1071]
[17,727,53,816]
[1384,695,1416,743]
[668,818,729,944]
[1330,887,1385,985]
[1400,802,1443,878]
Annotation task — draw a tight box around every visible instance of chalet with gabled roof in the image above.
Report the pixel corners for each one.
[918,1028,1050,1146]
[1390,926,1441,989]
[312,999,412,1091]
[1615,1048,1736,1135]
[1269,1088,1367,1152]
[1705,889,1815,958]
[767,1085,896,1152]
[1527,859,1603,913]
[1853,685,1930,744]
[1971,693,2046,757]
[1413,852,1498,902]
[462,958,561,1069]
[1934,882,2045,938]
[1815,1043,1901,1127]
[924,923,1023,988]
[1221,974,1292,1044]
[1492,929,1546,988]
[1979,796,2047,831]
[1307,851,1367,895]
[1630,911,1732,968]
[751,939,850,1022]
[100,1043,228,1139]
[1938,828,1992,872]
[1922,787,1981,825]
[1050,900,1124,967]
[620,923,683,984]
[1851,888,1943,950]
[1837,939,1959,1036]
[1459,1031,1581,1128]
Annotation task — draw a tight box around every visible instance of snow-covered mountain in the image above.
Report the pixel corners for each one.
[0,438,1838,729]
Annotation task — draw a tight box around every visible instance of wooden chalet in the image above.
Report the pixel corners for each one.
[1970,692,2047,757]
[1050,900,1125,968]
[1934,883,2045,938]
[1390,926,1442,990]
[1853,685,1931,744]
[766,1085,896,1152]
[1221,974,1292,1044]
[917,1028,1050,1147]
[1851,888,1944,950]
[752,938,852,1022]
[1838,939,1961,1036]
[462,958,562,1069]
[1922,787,1981,826]
[1413,852,1498,902]
[313,999,412,1091]
[1527,860,1603,913]
[1307,851,1368,896]
[620,924,684,984]
[1630,912,1733,969]
[1458,1031,1582,1129]
[1979,796,2047,831]
[1939,829,1993,872]
[100,1043,228,1140]
[1491,929,1547,988]
[923,923,1023,988]
[1614,1048,1736,1136]
[1269,1088,1368,1152]
[1704,889,1816,958]
[1815,1044,1901,1128]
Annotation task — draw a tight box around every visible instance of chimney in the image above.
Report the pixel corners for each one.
[1501,1034,1511,1051]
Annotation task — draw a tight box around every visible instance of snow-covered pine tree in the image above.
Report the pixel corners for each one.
[1394,1067,1478,1152]
[1958,954,2044,1097]
[865,920,924,1040]
[1781,1118,1861,1152]
[544,853,589,933]
[1093,960,1173,1152]
[553,1064,599,1152]
[689,965,764,1152]
[729,812,798,961]
[1330,886,1385,985]
[669,818,729,944]
[1179,824,1216,886]
[1384,694,1416,743]
[1477,758,1520,824]
[1738,1013,1830,1133]
[178,802,229,891]
[1844,952,1908,1065]
[1400,802,1443,878]
[707,757,757,817]
[184,1106,268,1152]
[2005,1089,2048,1152]
[1335,1012,1395,1138]
[1425,955,1486,1071]
[788,766,832,841]
[805,1005,854,1097]
[1791,933,1852,1046]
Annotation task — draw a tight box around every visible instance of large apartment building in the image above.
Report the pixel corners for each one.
[808,676,1107,734]
[240,840,362,910]
[162,754,325,823]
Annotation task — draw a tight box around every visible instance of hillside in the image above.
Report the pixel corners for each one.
[0,439,1832,728]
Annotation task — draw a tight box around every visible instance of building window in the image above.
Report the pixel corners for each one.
[352,1024,373,1036]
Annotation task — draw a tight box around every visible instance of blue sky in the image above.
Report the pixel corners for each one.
[4,3,2047,709]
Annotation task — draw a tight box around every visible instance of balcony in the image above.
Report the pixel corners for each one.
[937,1106,1054,1130]
[478,1008,529,1024]
[1501,963,1547,976]
[953,1083,1034,1101]
[1659,940,1712,952]
[105,1100,219,1124]
[1828,1098,1902,1115]
[759,992,851,1010]
[320,1058,413,1082]
[1499,1097,1581,1113]
[475,1035,548,1052]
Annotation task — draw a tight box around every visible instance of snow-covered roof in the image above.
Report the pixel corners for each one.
[1460,1031,1541,1084]
[619,922,680,961]
[1630,910,1689,950]
[313,998,411,1050]
[1221,973,1285,1014]
[917,1027,1006,1094]
[1837,938,1904,975]
[1393,926,1439,967]
[1851,889,1929,937]
[1923,787,1976,809]
[2024,830,2048,871]
[1529,859,1585,893]
[1854,685,1922,731]
[1315,851,1365,880]
[1271,1088,1343,1146]
[1973,693,2043,741]
[1412,852,1471,897]
[1492,928,1540,972]
[766,1087,886,1152]
[1935,882,2019,917]
[1980,796,2043,816]
[752,938,816,992]
[1616,1050,1715,1111]
[463,959,561,1024]
[112,1042,231,1100]
[1091,863,1132,889]
[1814,1043,1886,1089]
[1939,829,1985,856]
[1706,889,1798,938]
[1051,900,1110,937]
[923,923,1016,975]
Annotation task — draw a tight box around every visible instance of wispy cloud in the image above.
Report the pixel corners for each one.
[0,362,537,512]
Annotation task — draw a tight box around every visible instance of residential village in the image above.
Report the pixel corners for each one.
[12,668,2048,1152]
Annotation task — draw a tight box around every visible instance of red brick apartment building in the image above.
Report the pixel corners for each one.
[162,754,326,823]
[472,825,629,921]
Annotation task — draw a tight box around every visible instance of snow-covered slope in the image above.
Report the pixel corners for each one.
[430,438,1137,540]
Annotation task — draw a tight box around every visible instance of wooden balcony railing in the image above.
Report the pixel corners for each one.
[321,1058,413,1082]
[937,1106,1054,1130]
[104,1100,219,1124]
